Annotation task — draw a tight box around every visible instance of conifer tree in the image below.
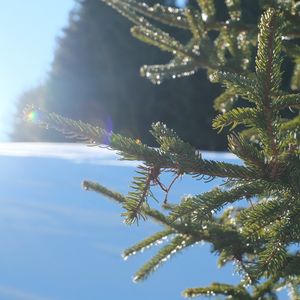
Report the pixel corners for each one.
[25,1,300,299]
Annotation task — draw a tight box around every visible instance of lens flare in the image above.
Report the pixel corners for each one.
[26,110,41,124]
[24,106,115,146]
[102,116,113,145]
[25,108,46,125]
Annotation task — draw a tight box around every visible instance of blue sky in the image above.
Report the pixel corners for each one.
[0,144,290,300]
[0,1,74,141]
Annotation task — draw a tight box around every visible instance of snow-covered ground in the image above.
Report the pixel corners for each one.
[0,143,287,300]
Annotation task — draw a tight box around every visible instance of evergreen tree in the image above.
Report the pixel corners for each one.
[25,1,300,299]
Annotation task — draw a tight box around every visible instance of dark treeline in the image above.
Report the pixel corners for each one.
[12,0,240,150]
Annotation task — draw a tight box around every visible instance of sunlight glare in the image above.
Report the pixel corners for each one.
[26,110,41,124]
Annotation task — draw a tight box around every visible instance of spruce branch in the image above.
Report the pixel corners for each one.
[252,277,280,300]
[130,24,187,55]
[280,114,300,132]
[183,283,251,299]
[256,9,284,98]
[103,0,189,29]
[131,24,212,70]
[140,58,199,84]
[225,0,242,21]
[25,108,257,180]
[82,180,126,204]
[213,9,290,180]
[212,107,258,131]
[256,8,284,162]
[122,165,152,224]
[273,94,300,110]
[150,121,197,158]
[197,0,216,21]
[240,199,285,236]
[213,88,238,113]
[102,0,151,27]
[291,59,300,90]
[140,39,203,83]
[169,182,265,223]
[254,239,287,278]
[101,0,300,88]
[227,133,266,170]
[122,229,174,260]
[211,71,259,103]
[133,234,195,282]
[185,9,205,42]
[82,180,174,227]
